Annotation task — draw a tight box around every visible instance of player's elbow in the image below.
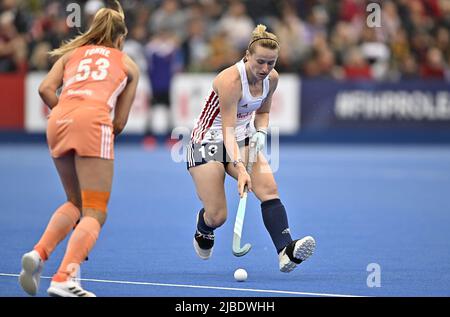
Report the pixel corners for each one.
[38,83,51,100]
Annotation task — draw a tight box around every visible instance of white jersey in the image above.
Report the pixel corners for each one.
[190,59,270,143]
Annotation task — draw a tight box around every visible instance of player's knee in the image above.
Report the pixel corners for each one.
[81,190,110,226]
[204,207,227,228]
[65,190,82,210]
[68,197,82,211]
[256,182,279,201]
[82,208,107,227]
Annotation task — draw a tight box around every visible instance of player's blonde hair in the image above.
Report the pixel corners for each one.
[247,24,279,53]
[50,0,127,58]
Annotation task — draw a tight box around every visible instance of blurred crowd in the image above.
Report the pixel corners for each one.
[1,0,450,81]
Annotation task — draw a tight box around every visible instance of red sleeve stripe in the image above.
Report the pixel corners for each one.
[191,91,220,142]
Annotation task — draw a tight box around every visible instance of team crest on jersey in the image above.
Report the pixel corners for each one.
[237,111,252,119]
[209,130,219,140]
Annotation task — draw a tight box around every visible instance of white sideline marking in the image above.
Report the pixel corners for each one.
[0,272,363,297]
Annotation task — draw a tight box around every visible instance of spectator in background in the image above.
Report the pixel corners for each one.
[303,5,329,48]
[435,26,450,60]
[186,0,222,42]
[201,0,223,31]
[311,32,329,55]
[181,17,210,72]
[381,0,402,42]
[1,0,28,72]
[390,27,410,63]
[308,33,341,79]
[124,24,150,88]
[124,24,153,143]
[274,2,308,72]
[0,0,448,81]
[145,28,183,145]
[205,29,240,72]
[183,1,203,22]
[329,21,359,66]
[398,53,420,80]
[217,0,254,52]
[409,30,432,65]
[0,0,29,34]
[339,0,366,23]
[149,0,186,42]
[28,2,70,71]
[420,47,446,79]
[407,0,434,34]
[315,47,341,80]
[0,9,27,72]
[300,41,341,80]
[29,41,51,71]
[343,46,372,80]
[244,0,279,26]
[301,53,320,78]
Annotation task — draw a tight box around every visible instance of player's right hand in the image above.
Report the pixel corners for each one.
[238,170,252,198]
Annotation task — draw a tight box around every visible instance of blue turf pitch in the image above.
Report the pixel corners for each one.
[1,143,449,296]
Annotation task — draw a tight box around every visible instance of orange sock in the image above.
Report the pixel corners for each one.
[52,216,101,282]
[34,202,80,261]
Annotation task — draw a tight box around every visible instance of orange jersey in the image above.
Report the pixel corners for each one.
[47,45,128,159]
[58,45,128,110]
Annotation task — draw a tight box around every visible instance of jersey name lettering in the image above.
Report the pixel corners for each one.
[84,47,111,58]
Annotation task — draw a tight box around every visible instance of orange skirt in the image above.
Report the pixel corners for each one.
[47,104,114,159]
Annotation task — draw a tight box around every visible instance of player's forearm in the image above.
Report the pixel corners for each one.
[223,126,241,162]
[222,127,246,174]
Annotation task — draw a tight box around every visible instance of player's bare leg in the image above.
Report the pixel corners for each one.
[189,162,227,259]
[47,156,112,297]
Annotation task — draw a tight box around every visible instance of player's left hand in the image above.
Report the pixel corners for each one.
[250,128,267,153]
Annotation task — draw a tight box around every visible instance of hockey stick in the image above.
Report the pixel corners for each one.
[232,140,257,257]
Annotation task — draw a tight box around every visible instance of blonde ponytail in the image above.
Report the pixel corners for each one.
[247,24,279,53]
[50,0,127,58]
